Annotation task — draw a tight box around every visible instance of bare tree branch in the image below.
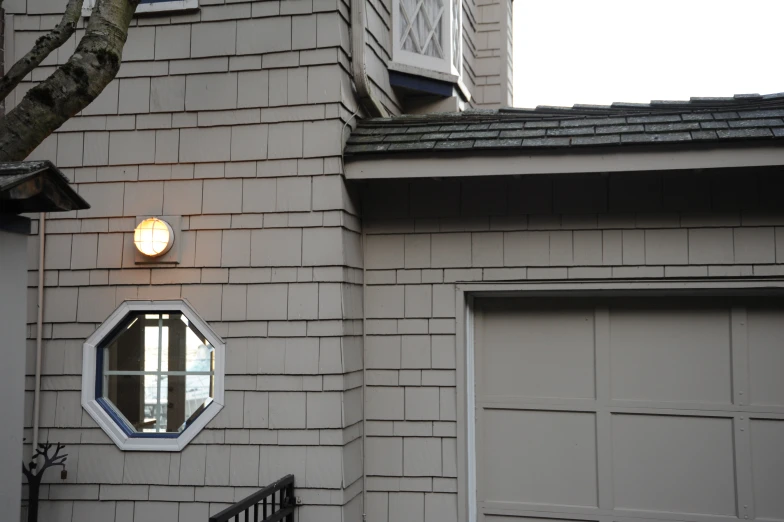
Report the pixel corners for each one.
[0,0,84,103]
[40,442,68,468]
[22,463,34,482]
[22,443,69,480]
[0,0,138,161]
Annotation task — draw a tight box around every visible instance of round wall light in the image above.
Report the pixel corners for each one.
[133,217,174,257]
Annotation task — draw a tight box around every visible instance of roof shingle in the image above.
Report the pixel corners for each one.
[345,93,784,156]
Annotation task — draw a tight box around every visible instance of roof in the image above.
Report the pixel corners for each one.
[0,160,90,214]
[345,92,784,157]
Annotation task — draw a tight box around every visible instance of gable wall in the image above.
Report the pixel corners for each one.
[466,0,511,108]
[3,0,366,520]
[360,168,784,521]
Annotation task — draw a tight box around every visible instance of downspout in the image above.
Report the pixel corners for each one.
[361,225,368,521]
[32,213,45,455]
[349,0,383,510]
[350,0,389,118]
[349,1,385,515]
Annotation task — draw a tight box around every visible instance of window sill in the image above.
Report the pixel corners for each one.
[388,61,458,84]
[388,61,471,102]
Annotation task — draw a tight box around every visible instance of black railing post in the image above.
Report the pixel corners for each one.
[285,482,295,522]
[209,475,295,522]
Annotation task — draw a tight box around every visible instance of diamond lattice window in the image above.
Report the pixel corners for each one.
[394,0,461,76]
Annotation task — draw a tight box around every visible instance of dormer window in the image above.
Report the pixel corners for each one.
[393,0,462,78]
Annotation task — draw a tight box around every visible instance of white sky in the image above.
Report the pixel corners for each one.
[513,0,784,108]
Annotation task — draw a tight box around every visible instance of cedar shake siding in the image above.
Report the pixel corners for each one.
[7,0,368,520]
[359,167,784,520]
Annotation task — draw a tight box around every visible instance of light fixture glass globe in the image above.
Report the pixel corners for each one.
[134,217,174,257]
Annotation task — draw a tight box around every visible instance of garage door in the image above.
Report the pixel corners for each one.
[474,297,784,522]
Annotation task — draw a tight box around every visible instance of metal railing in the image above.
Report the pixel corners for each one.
[209,475,295,522]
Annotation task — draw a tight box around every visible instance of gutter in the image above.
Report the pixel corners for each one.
[350,0,388,118]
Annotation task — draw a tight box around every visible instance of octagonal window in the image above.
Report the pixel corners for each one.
[82,301,225,451]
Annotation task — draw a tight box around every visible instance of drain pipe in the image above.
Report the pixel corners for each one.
[32,213,45,455]
[350,1,387,514]
[361,225,368,521]
[349,0,384,511]
[350,0,389,118]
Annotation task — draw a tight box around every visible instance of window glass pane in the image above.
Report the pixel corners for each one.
[185,375,213,422]
[105,374,151,431]
[185,319,214,372]
[400,0,418,53]
[145,374,166,432]
[107,317,144,372]
[422,0,443,58]
[101,311,215,434]
[400,0,444,58]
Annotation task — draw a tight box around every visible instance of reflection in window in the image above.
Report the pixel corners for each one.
[102,312,214,434]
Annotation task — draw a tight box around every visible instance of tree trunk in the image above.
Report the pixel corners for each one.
[0,0,138,161]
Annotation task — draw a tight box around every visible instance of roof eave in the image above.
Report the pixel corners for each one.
[0,160,90,214]
[344,142,784,180]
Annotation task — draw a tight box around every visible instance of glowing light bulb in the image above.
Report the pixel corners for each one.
[133,217,174,257]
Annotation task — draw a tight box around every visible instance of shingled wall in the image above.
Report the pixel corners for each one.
[5,0,366,520]
[360,167,784,521]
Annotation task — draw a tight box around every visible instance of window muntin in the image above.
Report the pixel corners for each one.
[100,312,214,435]
[393,0,461,77]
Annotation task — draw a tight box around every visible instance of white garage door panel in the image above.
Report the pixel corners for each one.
[750,419,784,521]
[475,298,784,522]
[611,414,736,516]
[480,307,595,400]
[609,308,733,405]
[482,409,597,508]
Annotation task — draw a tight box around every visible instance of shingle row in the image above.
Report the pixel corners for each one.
[345,100,784,156]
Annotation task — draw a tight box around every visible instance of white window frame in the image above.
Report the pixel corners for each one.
[81,299,225,452]
[82,0,197,17]
[392,0,462,77]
